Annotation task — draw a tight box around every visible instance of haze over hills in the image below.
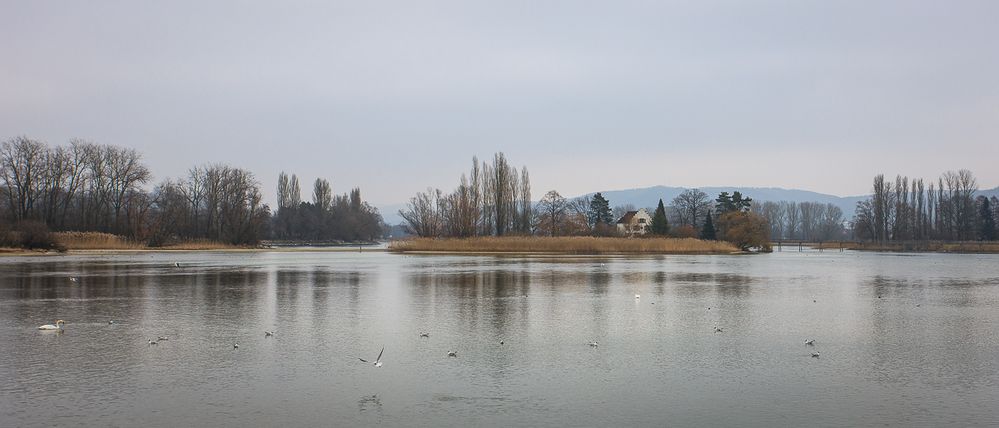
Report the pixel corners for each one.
[380,185,999,226]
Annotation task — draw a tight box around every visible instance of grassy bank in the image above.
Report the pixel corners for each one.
[389,236,739,255]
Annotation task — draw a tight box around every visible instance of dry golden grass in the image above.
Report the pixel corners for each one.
[389,236,739,254]
[53,232,243,251]
[843,241,999,253]
[53,231,145,250]
[158,239,242,250]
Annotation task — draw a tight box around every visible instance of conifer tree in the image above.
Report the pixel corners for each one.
[980,197,996,241]
[650,199,669,235]
[589,192,613,227]
[700,209,717,240]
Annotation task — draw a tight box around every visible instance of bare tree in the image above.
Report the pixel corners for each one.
[399,188,442,237]
[536,190,568,236]
[670,189,711,228]
[0,136,47,221]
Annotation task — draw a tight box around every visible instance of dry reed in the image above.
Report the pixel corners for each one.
[53,232,243,251]
[53,232,144,250]
[389,236,739,254]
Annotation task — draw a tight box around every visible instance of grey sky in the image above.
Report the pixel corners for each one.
[2,1,997,206]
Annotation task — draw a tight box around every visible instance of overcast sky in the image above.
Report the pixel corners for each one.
[2,1,997,205]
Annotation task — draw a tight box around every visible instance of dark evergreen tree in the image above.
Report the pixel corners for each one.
[588,192,613,227]
[700,209,717,240]
[716,192,734,213]
[650,199,669,235]
[716,191,752,213]
[980,196,996,241]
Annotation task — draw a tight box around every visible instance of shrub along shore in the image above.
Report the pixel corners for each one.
[388,236,740,255]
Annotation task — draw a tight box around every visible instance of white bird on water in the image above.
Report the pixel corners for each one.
[69,276,78,284]
[359,346,385,367]
[233,343,239,349]
[174,262,181,268]
[148,339,158,345]
[38,320,65,330]
[804,339,815,346]
[635,294,641,299]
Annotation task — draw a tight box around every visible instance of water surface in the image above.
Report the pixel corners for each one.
[1,251,998,427]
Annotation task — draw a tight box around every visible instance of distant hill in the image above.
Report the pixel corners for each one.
[578,186,868,219]
[379,185,999,226]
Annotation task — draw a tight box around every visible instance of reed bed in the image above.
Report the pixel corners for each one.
[53,232,242,251]
[389,236,739,254]
[844,241,999,253]
[53,232,144,250]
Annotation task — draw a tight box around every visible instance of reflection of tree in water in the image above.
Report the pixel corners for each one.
[668,272,755,297]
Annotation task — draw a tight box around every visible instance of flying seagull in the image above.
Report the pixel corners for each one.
[811,351,820,358]
[447,350,457,357]
[635,294,640,299]
[714,327,723,333]
[233,343,239,349]
[805,339,815,346]
[359,346,385,367]
[419,332,429,338]
[69,276,79,283]
[588,341,599,347]
[157,336,169,341]
[174,262,181,268]
[265,331,274,337]
[148,339,158,345]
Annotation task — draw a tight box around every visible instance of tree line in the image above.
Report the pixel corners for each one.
[270,172,383,242]
[0,135,384,247]
[853,170,997,242]
[400,160,771,250]
[399,153,532,237]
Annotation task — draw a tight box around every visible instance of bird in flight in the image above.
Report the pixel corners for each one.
[359,346,385,367]
[804,339,815,346]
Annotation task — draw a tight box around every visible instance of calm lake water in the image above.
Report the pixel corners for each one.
[1,250,998,427]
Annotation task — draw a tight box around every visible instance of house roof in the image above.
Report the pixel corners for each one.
[616,210,638,224]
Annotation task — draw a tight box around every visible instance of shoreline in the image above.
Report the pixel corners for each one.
[0,246,389,257]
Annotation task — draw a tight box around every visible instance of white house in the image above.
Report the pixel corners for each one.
[616,208,653,236]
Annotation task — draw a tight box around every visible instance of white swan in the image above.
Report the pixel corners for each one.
[38,320,65,330]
